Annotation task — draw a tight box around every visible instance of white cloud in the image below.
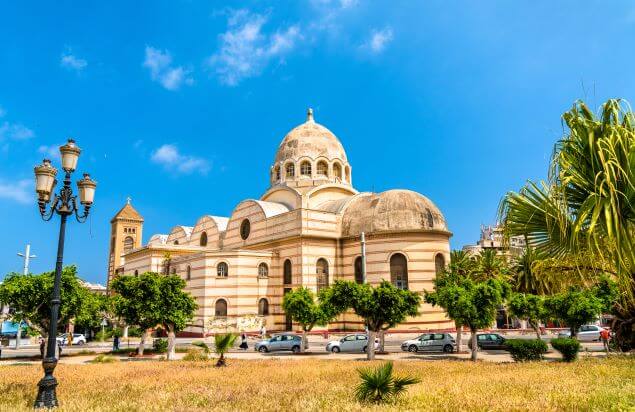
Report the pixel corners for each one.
[311,0,358,9]
[0,122,34,140]
[0,179,31,204]
[60,52,88,72]
[151,144,209,175]
[38,144,60,159]
[365,27,393,54]
[208,10,302,86]
[143,46,193,91]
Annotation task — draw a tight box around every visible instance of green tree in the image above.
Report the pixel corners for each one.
[214,333,237,367]
[282,287,341,353]
[472,249,509,282]
[426,277,510,361]
[327,281,420,360]
[74,292,114,336]
[0,266,87,352]
[544,289,604,337]
[111,272,197,359]
[507,293,546,339]
[500,99,635,349]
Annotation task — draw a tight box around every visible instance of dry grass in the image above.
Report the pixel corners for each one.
[1,357,633,411]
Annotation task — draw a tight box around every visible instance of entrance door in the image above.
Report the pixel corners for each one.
[284,287,292,331]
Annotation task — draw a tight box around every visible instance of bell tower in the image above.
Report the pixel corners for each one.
[107,197,144,289]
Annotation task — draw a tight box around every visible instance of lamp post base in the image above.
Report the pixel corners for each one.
[34,357,59,408]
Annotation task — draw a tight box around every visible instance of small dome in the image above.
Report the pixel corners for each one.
[274,109,348,164]
[341,190,448,237]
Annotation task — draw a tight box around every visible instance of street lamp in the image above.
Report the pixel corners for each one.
[33,138,96,409]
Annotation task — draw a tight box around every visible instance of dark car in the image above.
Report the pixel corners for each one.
[468,333,507,350]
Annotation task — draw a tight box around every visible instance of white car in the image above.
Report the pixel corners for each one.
[401,333,455,353]
[557,325,603,342]
[56,333,87,346]
[325,334,379,353]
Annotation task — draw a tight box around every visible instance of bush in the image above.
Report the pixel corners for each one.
[153,338,168,353]
[182,349,211,362]
[95,330,109,342]
[550,338,580,362]
[127,327,143,337]
[506,339,547,362]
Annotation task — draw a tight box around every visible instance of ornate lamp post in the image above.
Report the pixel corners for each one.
[33,139,96,408]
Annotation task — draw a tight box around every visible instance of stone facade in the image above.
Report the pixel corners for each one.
[107,109,454,336]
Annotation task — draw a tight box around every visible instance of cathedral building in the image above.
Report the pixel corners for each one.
[107,109,453,336]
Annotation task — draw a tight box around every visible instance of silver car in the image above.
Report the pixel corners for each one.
[401,333,455,353]
[326,333,371,353]
[558,324,603,342]
[255,333,302,353]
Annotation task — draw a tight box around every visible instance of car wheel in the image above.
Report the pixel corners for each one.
[292,345,301,353]
[408,345,418,353]
[331,346,340,353]
[443,344,453,353]
[362,346,367,353]
[258,346,268,353]
[78,340,85,346]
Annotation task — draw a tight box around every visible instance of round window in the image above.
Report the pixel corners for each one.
[240,219,251,240]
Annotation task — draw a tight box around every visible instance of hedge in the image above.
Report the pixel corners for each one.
[550,338,581,362]
[506,339,548,362]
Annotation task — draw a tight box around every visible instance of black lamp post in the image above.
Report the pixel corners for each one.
[33,139,96,408]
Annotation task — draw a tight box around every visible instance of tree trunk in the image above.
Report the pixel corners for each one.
[379,330,386,352]
[367,329,376,361]
[138,329,148,355]
[301,329,308,353]
[570,326,577,338]
[123,325,129,339]
[216,353,225,367]
[455,321,463,353]
[530,321,541,340]
[470,328,478,361]
[166,326,176,360]
[15,324,21,350]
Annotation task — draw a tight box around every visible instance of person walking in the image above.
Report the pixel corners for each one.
[600,328,610,355]
[39,337,45,358]
[260,325,266,339]
[113,335,120,351]
[239,333,248,350]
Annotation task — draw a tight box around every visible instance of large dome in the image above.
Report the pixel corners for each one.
[341,190,449,237]
[274,109,348,164]
[270,109,353,189]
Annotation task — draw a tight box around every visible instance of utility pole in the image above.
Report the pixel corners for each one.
[15,244,36,350]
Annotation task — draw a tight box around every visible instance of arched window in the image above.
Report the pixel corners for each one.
[134,270,139,277]
[316,258,329,292]
[215,299,227,317]
[285,163,295,178]
[274,165,280,181]
[186,265,191,281]
[333,163,342,181]
[390,253,408,290]
[200,232,208,247]
[217,262,228,277]
[174,240,179,245]
[258,263,269,278]
[317,161,328,176]
[171,267,177,275]
[354,256,364,284]
[258,298,269,316]
[123,236,134,253]
[434,253,446,276]
[300,161,312,176]
[283,259,292,284]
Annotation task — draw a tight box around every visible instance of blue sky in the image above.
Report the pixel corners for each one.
[1,1,634,284]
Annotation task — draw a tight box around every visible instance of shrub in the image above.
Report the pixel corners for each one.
[127,327,143,337]
[90,354,118,363]
[95,330,109,342]
[153,338,168,354]
[182,349,211,362]
[506,339,547,362]
[354,362,420,404]
[550,338,580,362]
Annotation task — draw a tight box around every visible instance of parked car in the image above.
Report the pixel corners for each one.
[326,333,378,353]
[558,325,603,342]
[467,333,507,350]
[254,333,302,353]
[56,333,87,346]
[0,331,17,339]
[401,333,455,353]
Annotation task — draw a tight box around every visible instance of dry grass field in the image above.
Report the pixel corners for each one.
[1,357,633,411]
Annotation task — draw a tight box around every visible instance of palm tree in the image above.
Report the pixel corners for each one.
[500,99,635,350]
[472,249,509,282]
[354,362,420,404]
[214,333,237,367]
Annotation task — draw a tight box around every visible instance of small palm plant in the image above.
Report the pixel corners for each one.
[214,333,237,367]
[354,361,420,404]
[191,341,212,360]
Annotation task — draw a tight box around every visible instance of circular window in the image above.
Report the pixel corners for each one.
[240,219,251,240]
